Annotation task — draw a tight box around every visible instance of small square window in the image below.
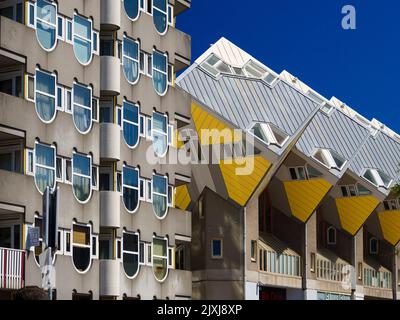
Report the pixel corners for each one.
[56,156,63,181]
[65,89,72,113]
[211,239,222,259]
[65,159,72,183]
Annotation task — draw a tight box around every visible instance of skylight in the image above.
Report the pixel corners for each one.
[200,54,232,76]
[250,122,289,148]
[312,148,347,171]
[243,60,277,85]
[362,168,392,189]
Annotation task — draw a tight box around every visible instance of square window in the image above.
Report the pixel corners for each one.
[211,239,222,259]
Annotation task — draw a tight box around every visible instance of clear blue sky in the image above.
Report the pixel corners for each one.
[177,0,400,133]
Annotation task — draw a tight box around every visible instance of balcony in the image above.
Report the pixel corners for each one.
[0,247,25,290]
[100,0,121,31]
[100,123,121,161]
[99,259,120,297]
[174,0,191,16]
[363,265,392,289]
[316,253,348,283]
[100,56,121,96]
[100,191,120,228]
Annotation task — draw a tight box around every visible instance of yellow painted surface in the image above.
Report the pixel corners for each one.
[284,179,332,223]
[191,102,241,145]
[335,196,380,235]
[219,156,271,206]
[173,130,186,149]
[175,185,191,210]
[377,210,400,246]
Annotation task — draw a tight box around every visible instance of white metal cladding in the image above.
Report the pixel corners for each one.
[177,65,319,136]
[296,109,371,165]
[350,131,400,183]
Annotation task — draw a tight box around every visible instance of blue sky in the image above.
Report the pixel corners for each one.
[177,0,400,132]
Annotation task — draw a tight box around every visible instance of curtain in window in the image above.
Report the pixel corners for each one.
[123,166,139,213]
[73,15,92,65]
[152,51,167,95]
[123,102,139,148]
[72,154,91,203]
[152,238,167,281]
[36,0,56,50]
[153,0,167,34]
[35,70,56,122]
[123,38,139,83]
[152,112,167,156]
[34,144,55,194]
[152,175,167,218]
[124,0,139,20]
[73,84,92,133]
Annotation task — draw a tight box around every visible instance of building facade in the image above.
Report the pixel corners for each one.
[0,0,192,300]
[176,37,400,300]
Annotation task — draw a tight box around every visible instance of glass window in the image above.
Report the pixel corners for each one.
[73,14,93,65]
[313,148,346,171]
[306,165,323,178]
[152,237,168,282]
[327,227,336,245]
[211,239,222,258]
[34,142,55,194]
[152,50,168,96]
[363,168,392,189]
[99,98,113,123]
[250,122,289,147]
[153,0,167,34]
[123,165,140,213]
[72,153,92,203]
[123,36,140,84]
[73,83,92,134]
[35,69,56,123]
[370,238,378,254]
[72,223,92,273]
[152,112,168,157]
[122,101,139,148]
[35,0,57,51]
[152,174,168,219]
[124,0,140,20]
[123,232,140,278]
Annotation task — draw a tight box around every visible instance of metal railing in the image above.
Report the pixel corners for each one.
[0,247,25,290]
[259,246,301,277]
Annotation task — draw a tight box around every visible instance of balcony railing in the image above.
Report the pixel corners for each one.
[258,244,301,277]
[316,254,347,282]
[363,267,392,289]
[0,247,25,290]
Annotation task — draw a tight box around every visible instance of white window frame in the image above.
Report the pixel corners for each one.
[250,122,289,148]
[139,114,146,137]
[146,179,152,202]
[91,165,99,190]
[167,3,173,26]
[167,185,174,208]
[167,123,174,146]
[123,0,141,21]
[122,35,140,85]
[362,168,393,190]
[146,242,152,266]
[122,101,140,149]
[289,166,308,181]
[64,158,72,184]
[312,148,347,171]
[72,151,93,204]
[25,148,34,176]
[122,165,140,213]
[152,173,168,219]
[25,73,35,102]
[122,231,140,279]
[72,82,93,134]
[71,221,93,274]
[152,236,169,282]
[64,87,72,113]
[55,155,64,182]
[152,0,168,35]
[33,141,56,195]
[167,247,174,269]
[34,68,58,124]
[92,97,99,122]
[115,238,122,261]
[26,1,35,28]
[57,15,64,40]
[146,116,153,140]
[63,229,72,256]
[139,241,146,265]
[92,30,99,55]
[73,13,94,66]
[152,112,169,157]
[65,18,73,44]
[91,234,99,259]
[35,0,58,52]
[152,50,168,96]
[139,178,146,201]
[139,51,146,74]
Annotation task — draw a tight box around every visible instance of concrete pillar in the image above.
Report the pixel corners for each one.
[303,211,317,300]
[352,227,364,300]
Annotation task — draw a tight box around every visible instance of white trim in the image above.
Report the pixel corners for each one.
[35,0,58,52]
[64,158,72,184]
[65,18,73,44]
[25,148,34,176]
[122,165,140,213]
[26,1,35,28]
[72,82,93,134]
[167,4,173,26]
[71,151,93,204]
[152,0,168,35]
[57,15,64,41]
[152,111,169,157]
[63,229,72,256]
[122,230,140,279]
[33,141,56,195]
[152,49,168,96]
[123,0,141,21]
[55,155,64,182]
[139,178,146,201]
[152,173,168,219]
[167,185,174,208]
[91,234,98,259]
[122,101,140,149]
[92,30,99,56]
[34,68,57,124]
[72,13,94,66]
[71,221,93,274]
[152,236,169,282]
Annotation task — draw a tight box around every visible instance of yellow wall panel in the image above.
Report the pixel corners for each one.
[335,196,380,235]
[377,210,400,246]
[191,102,241,145]
[175,185,191,211]
[219,156,271,206]
[284,179,332,223]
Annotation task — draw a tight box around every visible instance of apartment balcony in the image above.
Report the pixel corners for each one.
[257,234,302,289]
[362,263,393,299]
[100,191,121,228]
[100,56,121,96]
[0,247,25,290]
[100,0,121,31]
[316,252,348,283]
[100,123,121,161]
[99,259,120,297]
[174,0,191,16]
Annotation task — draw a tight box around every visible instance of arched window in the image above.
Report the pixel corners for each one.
[72,82,92,134]
[327,226,336,245]
[369,237,378,254]
[122,36,140,84]
[122,231,140,278]
[72,152,92,203]
[152,112,168,157]
[152,237,168,282]
[73,13,93,65]
[153,0,167,35]
[152,174,168,219]
[35,68,57,123]
[123,0,140,21]
[152,50,168,96]
[35,0,57,51]
[122,165,140,213]
[34,141,56,194]
[122,101,139,148]
[72,222,92,273]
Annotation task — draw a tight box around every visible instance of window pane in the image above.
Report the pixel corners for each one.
[123,252,139,277]
[123,187,139,212]
[153,257,167,281]
[74,15,91,39]
[124,0,139,19]
[73,225,90,245]
[212,240,221,257]
[123,233,138,252]
[123,167,138,187]
[36,144,54,167]
[153,174,166,194]
[36,21,56,50]
[153,238,167,257]
[35,70,56,122]
[73,154,90,176]
[72,246,91,272]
